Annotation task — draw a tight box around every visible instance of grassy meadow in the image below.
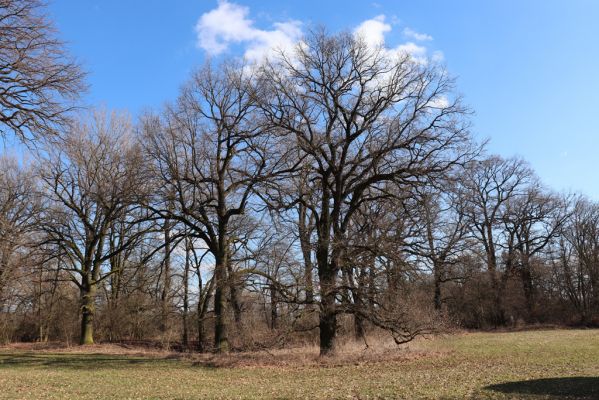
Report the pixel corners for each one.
[0,329,597,399]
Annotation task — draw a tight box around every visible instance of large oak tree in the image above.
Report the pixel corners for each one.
[260,30,475,355]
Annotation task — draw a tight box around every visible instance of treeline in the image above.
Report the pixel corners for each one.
[1,0,598,356]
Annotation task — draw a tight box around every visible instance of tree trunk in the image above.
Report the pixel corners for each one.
[197,317,205,352]
[37,264,44,342]
[319,288,337,356]
[368,264,377,309]
[79,281,96,345]
[484,226,505,326]
[270,284,278,330]
[161,218,172,334]
[213,254,229,353]
[227,261,242,325]
[298,204,314,305]
[433,261,443,311]
[318,258,337,356]
[353,264,368,340]
[197,273,205,353]
[304,261,314,305]
[496,269,510,326]
[353,290,365,341]
[521,265,534,321]
[182,237,191,347]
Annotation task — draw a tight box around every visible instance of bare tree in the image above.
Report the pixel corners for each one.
[463,156,533,325]
[0,0,85,141]
[4,8,597,349]
[260,30,475,355]
[101,214,163,342]
[550,197,599,324]
[143,61,291,353]
[501,185,569,319]
[38,111,155,344]
[408,176,471,311]
[0,157,39,311]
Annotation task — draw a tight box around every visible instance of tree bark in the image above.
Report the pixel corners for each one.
[161,218,172,334]
[182,237,191,347]
[353,290,366,340]
[318,249,337,356]
[319,286,337,355]
[433,261,443,311]
[521,265,535,321]
[79,280,96,345]
[197,271,205,353]
[213,254,229,353]
[227,261,242,325]
[270,284,278,330]
[353,263,370,340]
[298,203,314,305]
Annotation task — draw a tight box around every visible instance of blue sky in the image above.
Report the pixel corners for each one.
[38,0,599,197]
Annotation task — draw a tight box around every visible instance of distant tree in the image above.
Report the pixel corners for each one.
[0,0,85,141]
[462,156,533,325]
[501,185,569,320]
[408,176,471,311]
[551,198,599,324]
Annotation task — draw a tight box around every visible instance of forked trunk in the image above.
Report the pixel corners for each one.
[227,261,242,325]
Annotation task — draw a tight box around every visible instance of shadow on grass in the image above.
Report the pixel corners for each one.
[0,352,182,370]
[486,377,599,398]
[0,352,275,370]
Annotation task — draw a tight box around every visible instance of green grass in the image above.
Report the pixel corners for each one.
[0,329,598,399]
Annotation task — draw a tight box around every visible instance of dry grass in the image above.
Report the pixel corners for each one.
[187,337,443,368]
[1,334,442,368]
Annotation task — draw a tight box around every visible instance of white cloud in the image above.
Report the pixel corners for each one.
[355,16,432,64]
[403,27,433,41]
[195,0,255,54]
[394,42,427,61]
[431,50,444,63]
[354,15,391,48]
[243,21,302,62]
[195,0,302,63]
[195,2,438,66]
